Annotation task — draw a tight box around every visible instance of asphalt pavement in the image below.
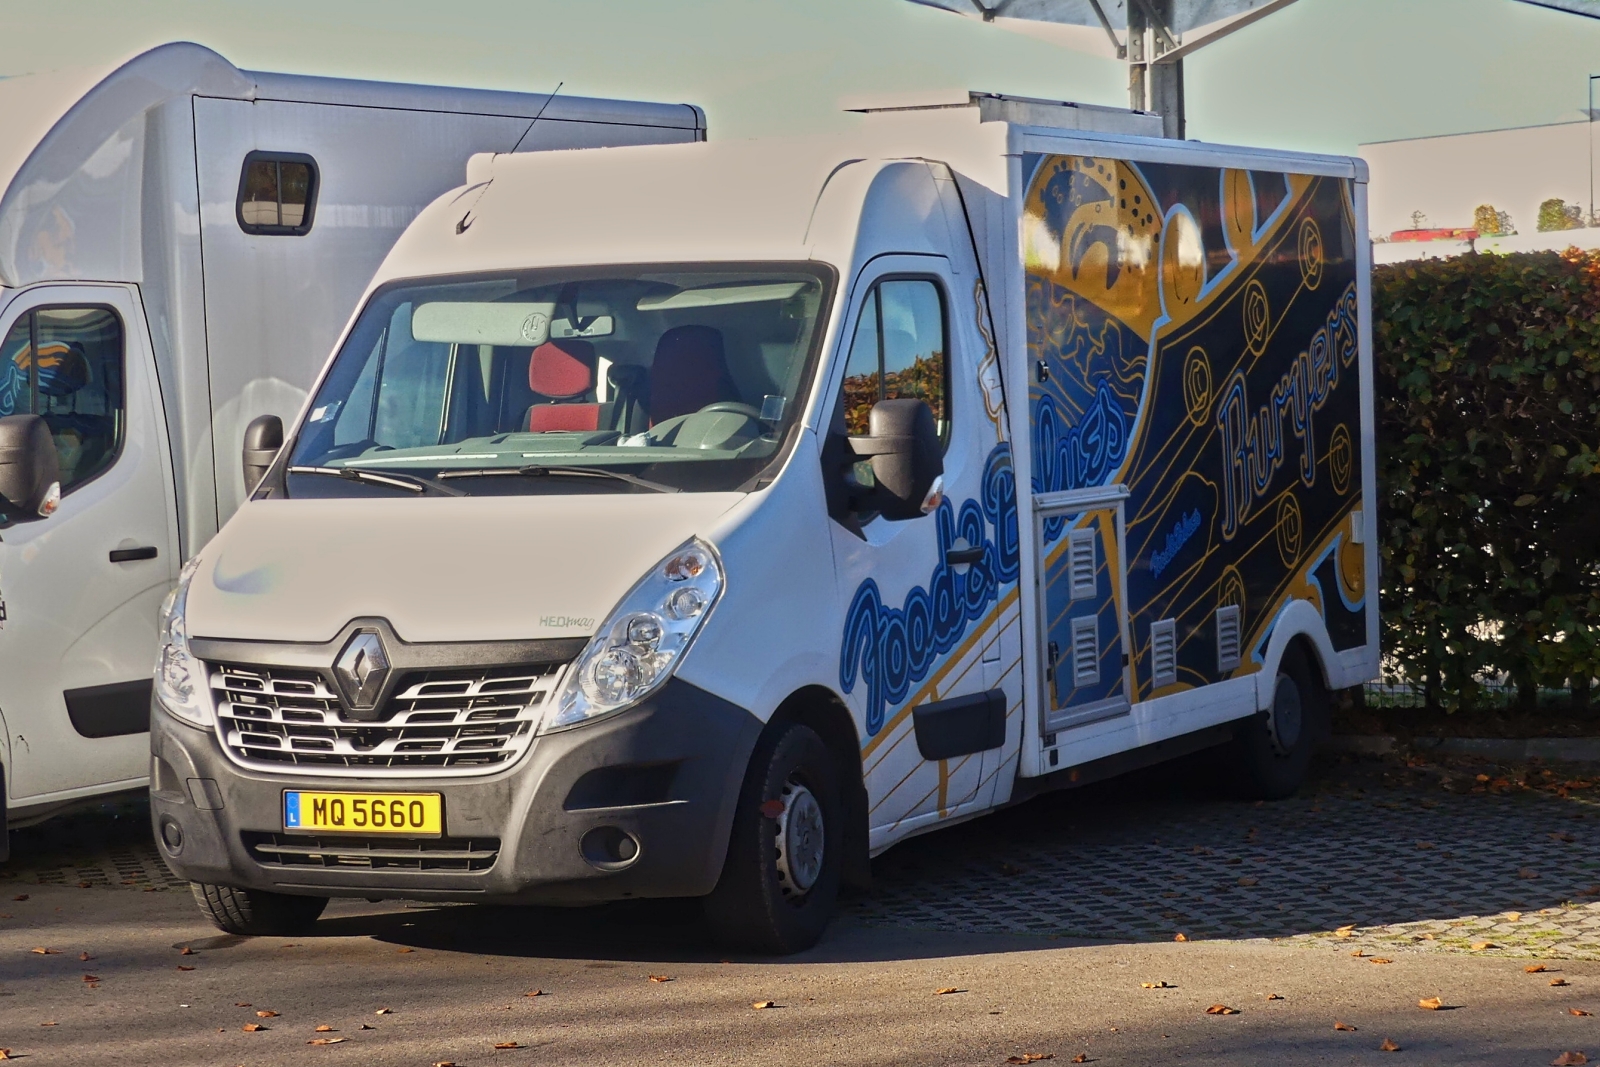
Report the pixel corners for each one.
[2,751,1597,1065]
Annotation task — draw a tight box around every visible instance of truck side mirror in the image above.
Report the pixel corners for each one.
[242,414,284,496]
[0,414,61,527]
[847,398,944,521]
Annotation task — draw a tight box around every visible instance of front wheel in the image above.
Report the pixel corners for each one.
[703,723,843,955]
[191,883,328,936]
[1226,645,1328,800]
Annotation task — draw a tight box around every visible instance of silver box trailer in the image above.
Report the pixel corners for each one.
[0,42,703,827]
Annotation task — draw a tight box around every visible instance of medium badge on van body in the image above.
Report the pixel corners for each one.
[334,631,390,716]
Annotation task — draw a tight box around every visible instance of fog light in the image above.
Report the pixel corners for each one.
[579,826,640,871]
[160,817,184,854]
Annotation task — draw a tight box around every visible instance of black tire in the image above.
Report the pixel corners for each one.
[191,883,328,936]
[703,723,843,955]
[1226,645,1328,801]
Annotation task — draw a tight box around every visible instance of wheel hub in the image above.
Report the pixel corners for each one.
[1268,672,1304,756]
[773,780,825,898]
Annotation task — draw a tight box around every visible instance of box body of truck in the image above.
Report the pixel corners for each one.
[0,42,703,829]
[144,93,1376,950]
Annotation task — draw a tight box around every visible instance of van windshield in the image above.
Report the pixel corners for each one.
[285,265,833,497]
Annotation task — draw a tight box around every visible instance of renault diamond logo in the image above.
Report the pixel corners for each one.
[334,631,390,711]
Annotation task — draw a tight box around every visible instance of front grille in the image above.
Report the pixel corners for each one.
[211,662,565,778]
[245,832,499,872]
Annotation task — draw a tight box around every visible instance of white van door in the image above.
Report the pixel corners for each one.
[0,286,179,802]
[828,256,1014,841]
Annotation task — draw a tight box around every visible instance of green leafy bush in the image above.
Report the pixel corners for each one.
[1375,250,1600,709]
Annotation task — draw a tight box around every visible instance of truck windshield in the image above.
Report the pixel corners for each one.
[285,264,833,497]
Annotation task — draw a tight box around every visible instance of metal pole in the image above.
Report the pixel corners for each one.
[1590,75,1597,225]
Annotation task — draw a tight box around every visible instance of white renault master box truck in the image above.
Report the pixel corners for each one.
[144,93,1377,952]
[0,42,703,838]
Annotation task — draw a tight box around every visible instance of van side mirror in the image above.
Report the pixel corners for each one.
[242,414,284,496]
[847,398,944,521]
[0,414,61,527]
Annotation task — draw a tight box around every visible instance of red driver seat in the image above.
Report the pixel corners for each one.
[525,339,600,432]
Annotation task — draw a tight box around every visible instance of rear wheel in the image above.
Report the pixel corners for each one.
[191,883,328,936]
[1226,645,1328,800]
[704,723,842,955]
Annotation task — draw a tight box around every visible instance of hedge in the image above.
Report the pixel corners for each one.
[1375,249,1600,710]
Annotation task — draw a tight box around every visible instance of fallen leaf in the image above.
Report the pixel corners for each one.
[13,894,29,901]
[1173,933,1188,942]
[1370,958,1394,965]
[1335,925,1356,938]
[257,1010,280,1018]
[1334,1020,1358,1031]
[433,1062,459,1067]
[40,1021,56,1027]
[180,945,194,955]
[1415,841,1434,849]
[1237,877,1258,887]
[30,947,59,954]
[1265,993,1284,1001]
[1571,1009,1594,1017]
[1351,950,1368,958]
[647,975,673,983]
[1471,942,1495,951]
[177,965,195,971]
[1418,997,1444,1010]
[76,881,91,889]
[494,1041,522,1049]
[1552,1054,1588,1067]
[1507,912,1523,922]
[1205,1004,1239,1015]
[81,974,99,983]
[1005,1056,1054,1064]
[1555,979,1574,987]
[315,1025,336,1032]
[308,1038,347,1045]
[359,1024,376,1030]
[375,1008,393,1015]
[78,952,93,961]
[1071,1056,1089,1065]
[524,990,545,997]
[1520,868,1541,880]
[1380,1038,1401,1052]
[397,947,414,954]
[1140,981,1174,989]
[0,1050,11,1059]
[242,1023,267,1032]
[236,1002,252,1007]
[751,1000,778,1009]
[1528,964,1551,973]
[935,987,965,995]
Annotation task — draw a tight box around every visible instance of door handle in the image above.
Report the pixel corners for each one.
[109,546,158,563]
[945,546,984,566]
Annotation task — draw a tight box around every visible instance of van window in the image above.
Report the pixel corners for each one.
[286,264,835,497]
[0,307,125,492]
[237,151,319,235]
[838,278,949,443]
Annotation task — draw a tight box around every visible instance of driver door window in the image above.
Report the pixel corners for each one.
[0,306,125,492]
[839,278,949,443]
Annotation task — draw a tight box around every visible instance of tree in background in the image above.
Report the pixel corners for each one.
[1538,197,1585,231]
[1474,204,1502,236]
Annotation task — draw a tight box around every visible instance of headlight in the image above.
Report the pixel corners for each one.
[543,539,723,732]
[154,556,212,727]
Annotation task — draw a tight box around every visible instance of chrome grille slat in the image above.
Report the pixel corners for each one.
[210,662,565,778]
[244,832,499,871]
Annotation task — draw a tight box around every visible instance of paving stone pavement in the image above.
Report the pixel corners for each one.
[5,754,1599,960]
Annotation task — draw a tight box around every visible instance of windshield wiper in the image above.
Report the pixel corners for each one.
[287,465,466,497]
[436,465,679,494]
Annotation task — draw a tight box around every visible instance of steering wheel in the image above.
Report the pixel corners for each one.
[697,401,763,420]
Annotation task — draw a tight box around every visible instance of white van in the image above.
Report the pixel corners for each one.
[0,43,703,838]
[135,92,1377,952]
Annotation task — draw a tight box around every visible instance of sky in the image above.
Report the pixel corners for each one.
[4,0,1600,157]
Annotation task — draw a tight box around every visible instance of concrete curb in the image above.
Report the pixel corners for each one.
[1329,734,1600,762]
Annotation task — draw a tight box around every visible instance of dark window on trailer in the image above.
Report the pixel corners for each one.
[0,306,125,492]
[237,151,319,235]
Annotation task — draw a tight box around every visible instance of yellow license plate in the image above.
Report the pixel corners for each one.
[283,791,442,835]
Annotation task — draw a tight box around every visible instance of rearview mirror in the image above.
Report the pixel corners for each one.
[242,414,284,495]
[0,414,61,526]
[847,398,944,521]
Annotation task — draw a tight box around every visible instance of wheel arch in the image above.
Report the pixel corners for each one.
[1254,599,1339,713]
[765,685,870,890]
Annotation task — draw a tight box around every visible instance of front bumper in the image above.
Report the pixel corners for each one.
[149,678,762,904]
